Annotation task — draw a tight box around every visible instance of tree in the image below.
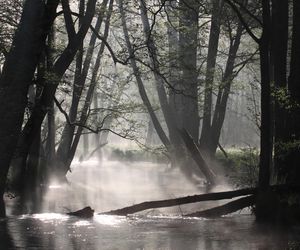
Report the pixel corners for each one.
[0,0,59,217]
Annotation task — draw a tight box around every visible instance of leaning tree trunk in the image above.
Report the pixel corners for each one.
[139,0,180,150]
[119,0,171,150]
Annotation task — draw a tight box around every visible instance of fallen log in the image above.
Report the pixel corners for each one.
[101,185,300,216]
[101,188,257,216]
[185,195,255,218]
[67,206,94,218]
[178,129,217,186]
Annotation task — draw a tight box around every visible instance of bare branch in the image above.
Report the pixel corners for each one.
[224,0,260,43]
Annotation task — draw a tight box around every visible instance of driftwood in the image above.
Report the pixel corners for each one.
[185,195,255,217]
[67,206,94,218]
[101,185,300,217]
[178,129,217,186]
[102,188,257,216]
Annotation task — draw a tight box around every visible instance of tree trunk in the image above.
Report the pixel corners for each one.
[45,28,56,173]
[178,0,200,142]
[18,0,97,179]
[61,0,114,173]
[258,0,272,190]
[119,0,171,150]
[0,0,59,217]
[209,21,243,155]
[272,0,289,183]
[56,0,109,165]
[283,0,300,185]
[139,0,181,150]
[179,129,217,186]
[200,0,224,148]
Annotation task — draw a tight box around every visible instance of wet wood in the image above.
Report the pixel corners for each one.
[185,195,255,217]
[67,206,94,218]
[102,188,257,216]
[101,185,300,216]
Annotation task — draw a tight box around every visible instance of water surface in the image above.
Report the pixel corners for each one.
[2,160,300,249]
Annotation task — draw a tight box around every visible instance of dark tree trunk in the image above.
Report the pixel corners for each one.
[283,0,300,185]
[18,0,97,179]
[56,0,86,165]
[209,22,243,155]
[178,0,200,141]
[258,0,272,190]
[272,0,289,182]
[0,0,59,217]
[200,0,224,148]
[45,28,56,172]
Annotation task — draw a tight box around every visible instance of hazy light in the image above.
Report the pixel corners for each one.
[94,215,126,226]
[49,184,62,189]
[32,213,69,221]
[73,220,92,227]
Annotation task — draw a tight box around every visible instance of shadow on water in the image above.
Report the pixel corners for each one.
[0,219,15,250]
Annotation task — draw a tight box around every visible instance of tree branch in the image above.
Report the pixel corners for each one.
[224,0,260,43]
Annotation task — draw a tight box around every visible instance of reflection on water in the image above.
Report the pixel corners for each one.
[1,214,300,249]
[1,159,300,249]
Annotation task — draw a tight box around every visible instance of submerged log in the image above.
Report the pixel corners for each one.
[67,206,94,218]
[185,195,255,217]
[102,188,257,216]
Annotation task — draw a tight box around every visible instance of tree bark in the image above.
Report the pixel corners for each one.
[258,0,272,190]
[18,0,97,178]
[178,0,200,141]
[0,0,59,217]
[200,0,224,147]
[272,0,288,182]
[283,0,300,185]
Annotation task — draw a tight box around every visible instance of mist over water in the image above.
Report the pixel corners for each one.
[1,157,300,249]
[43,158,210,215]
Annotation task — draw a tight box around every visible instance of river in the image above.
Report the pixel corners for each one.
[1,159,300,249]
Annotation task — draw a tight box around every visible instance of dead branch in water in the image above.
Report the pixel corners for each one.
[100,185,300,217]
[185,195,255,217]
[101,187,257,216]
